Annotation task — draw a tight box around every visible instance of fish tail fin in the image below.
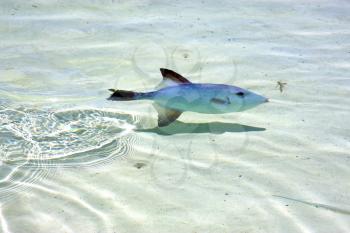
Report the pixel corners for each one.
[107,89,149,101]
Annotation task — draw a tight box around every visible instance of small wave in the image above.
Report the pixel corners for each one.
[0,107,140,202]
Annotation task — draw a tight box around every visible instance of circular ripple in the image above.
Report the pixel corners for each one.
[171,46,202,76]
[0,107,140,202]
[0,109,54,202]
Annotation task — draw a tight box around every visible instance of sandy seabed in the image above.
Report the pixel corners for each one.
[0,0,349,232]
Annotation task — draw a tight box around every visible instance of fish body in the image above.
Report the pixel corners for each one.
[108,68,268,127]
[142,83,267,113]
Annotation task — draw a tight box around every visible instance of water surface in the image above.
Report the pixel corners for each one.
[0,0,350,232]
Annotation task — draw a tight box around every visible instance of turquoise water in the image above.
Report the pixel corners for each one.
[1,0,350,232]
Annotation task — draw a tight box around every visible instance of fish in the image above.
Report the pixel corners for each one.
[108,68,268,127]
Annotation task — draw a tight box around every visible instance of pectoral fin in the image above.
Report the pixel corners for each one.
[153,103,182,127]
[210,97,231,105]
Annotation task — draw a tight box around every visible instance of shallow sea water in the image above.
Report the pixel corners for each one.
[0,0,350,232]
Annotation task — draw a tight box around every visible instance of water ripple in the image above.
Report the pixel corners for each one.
[0,107,139,202]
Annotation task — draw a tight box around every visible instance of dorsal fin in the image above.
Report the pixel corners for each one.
[160,68,191,84]
[156,68,191,89]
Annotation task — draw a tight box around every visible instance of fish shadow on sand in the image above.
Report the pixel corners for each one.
[137,121,265,135]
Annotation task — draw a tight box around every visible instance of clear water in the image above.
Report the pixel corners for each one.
[1,0,350,232]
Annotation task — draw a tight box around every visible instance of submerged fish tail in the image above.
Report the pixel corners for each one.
[107,89,152,101]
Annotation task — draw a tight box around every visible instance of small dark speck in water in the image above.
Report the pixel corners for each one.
[225,192,229,196]
[32,4,38,8]
[296,155,310,160]
[183,53,189,59]
[285,205,289,206]
[134,162,146,169]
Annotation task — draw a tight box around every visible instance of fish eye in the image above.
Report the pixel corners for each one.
[236,92,245,97]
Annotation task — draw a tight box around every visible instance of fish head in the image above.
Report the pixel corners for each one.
[228,87,268,111]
